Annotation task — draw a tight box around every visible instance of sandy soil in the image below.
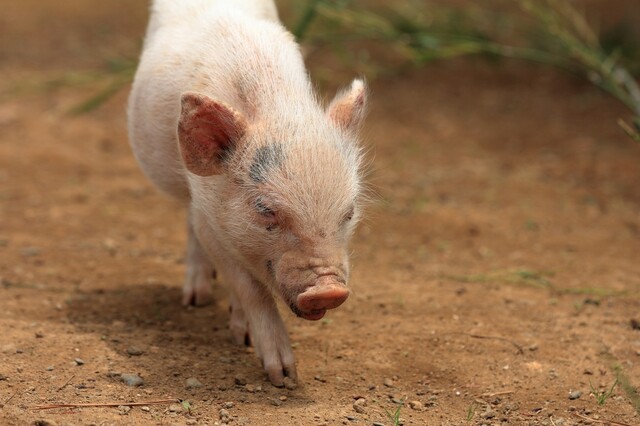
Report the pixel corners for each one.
[1,1,639,425]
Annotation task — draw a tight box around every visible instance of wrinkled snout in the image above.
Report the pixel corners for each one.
[295,276,350,321]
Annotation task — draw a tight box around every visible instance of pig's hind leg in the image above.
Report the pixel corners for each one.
[229,291,250,346]
[182,217,215,306]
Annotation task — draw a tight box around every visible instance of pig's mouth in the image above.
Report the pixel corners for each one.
[288,278,350,321]
[289,303,327,321]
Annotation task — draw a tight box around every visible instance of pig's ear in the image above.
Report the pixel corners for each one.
[327,79,367,133]
[178,92,248,176]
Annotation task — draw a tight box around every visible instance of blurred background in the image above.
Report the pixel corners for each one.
[2,0,639,124]
[1,1,639,425]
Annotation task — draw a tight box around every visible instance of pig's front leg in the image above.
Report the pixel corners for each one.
[225,264,297,387]
[182,217,215,306]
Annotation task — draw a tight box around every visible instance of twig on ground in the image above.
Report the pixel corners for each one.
[31,399,179,411]
[57,375,75,392]
[1,391,19,408]
[573,412,632,426]
[445,332,525,354]
[479,390,515,398]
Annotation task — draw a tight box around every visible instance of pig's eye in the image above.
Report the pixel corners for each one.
[341,206,355,225]
[255,199,275,217]
[255,198,278,230]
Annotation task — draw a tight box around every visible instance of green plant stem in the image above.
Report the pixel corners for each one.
[293,0,324,41]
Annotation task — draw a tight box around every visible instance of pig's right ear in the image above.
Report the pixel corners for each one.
[178,92,248,176]
[327,79,367,133]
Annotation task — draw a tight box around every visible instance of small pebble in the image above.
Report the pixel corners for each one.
[74,358,85,366]
[35,332,44,338]
[0,374,8,381]
[568,390,582,400]
[32,420,57,426]
[279,396,287,402]
[168,403,182,412]
[219,408,230,418]
[21,247,42,257]
[186,420,197,425]
[117,405,131,415]
[409,400,423,411]
[126,346,144,356]
[383,378,394,388]
[314,375,327,383]
[269,398,282,407]
[223,401,235,409]
[283,376,297,390]
[45,366,54,371]
[234,376,247,386]
[245,384,256,393]
[121,373,144,387]
[140,406,150,412]
[353,398,366,414]
[186,377,203,389]
[481,409,497,419]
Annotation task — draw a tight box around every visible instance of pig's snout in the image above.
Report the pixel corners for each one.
[295,277,350,321]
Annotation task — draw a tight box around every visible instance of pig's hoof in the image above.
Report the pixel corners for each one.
[181,282,214,306]
[266,363,298,388]
[231,329,251,347]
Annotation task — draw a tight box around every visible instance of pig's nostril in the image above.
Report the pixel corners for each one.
[296,283,350,313]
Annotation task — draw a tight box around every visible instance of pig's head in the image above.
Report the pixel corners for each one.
[178,80,367,321]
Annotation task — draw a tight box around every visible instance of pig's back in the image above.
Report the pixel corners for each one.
[128,2,302,200]
[146,0,279,44]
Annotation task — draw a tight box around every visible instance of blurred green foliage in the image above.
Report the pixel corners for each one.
[60,0,640,140]
[290,0,640,140]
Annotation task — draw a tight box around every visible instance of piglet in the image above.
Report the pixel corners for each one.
[128,0,367,386]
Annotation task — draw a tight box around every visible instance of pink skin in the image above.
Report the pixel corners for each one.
[128,1,367,387]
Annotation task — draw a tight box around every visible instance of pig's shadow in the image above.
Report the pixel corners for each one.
[66,282,235,353]
[65,283,313,402]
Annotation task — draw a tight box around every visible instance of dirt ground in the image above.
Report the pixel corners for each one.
[1,1,640,425]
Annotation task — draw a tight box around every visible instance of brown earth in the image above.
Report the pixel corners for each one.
[1,1,640,425]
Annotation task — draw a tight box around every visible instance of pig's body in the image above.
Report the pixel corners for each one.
[128,0,367,386]
[130,0,286,200]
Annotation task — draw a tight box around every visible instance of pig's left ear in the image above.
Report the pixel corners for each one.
[178,92,248,176]
[327,79,367,133]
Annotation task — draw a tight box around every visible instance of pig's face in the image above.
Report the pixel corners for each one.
[178,80,367,320]
[225,133,362,320]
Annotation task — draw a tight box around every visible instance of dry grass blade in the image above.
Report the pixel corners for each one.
[31,399,179,411]
[1,391,19,408]
[479,390,515,398]
[57,375,75,392]
[444,332,525,354]
[573,412,632,426]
